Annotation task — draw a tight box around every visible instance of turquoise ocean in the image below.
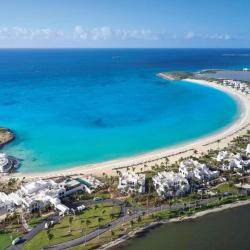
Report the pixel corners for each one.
[1,49,249,173]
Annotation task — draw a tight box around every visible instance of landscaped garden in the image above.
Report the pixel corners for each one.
[24,202,121,250]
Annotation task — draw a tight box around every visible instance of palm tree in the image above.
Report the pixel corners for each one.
[84,219,91,246]
[47,229,54,246]
[130,220,134,230]
[97,217,104,239]
[110,230,115,240]
[137,216,142,224]
[80,219,85,235]
[68,216,73,233]
[217,139,221,150]
[109,212,115,221]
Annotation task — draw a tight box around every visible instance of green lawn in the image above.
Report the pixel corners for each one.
[24,203,121,250]
[28,217,44,228]
[0,231,22,250]
[213,183,239,194]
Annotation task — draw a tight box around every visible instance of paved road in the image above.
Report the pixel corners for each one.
[6,213,60,250]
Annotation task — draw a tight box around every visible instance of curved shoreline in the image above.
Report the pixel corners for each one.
[100,199,250,250]
[11,78,250,179]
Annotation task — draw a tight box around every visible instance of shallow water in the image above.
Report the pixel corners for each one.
[0,49,248,173]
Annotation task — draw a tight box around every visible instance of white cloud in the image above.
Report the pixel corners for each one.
[0,27,64,40]
[207,33,232,40]
[184,31,233,41]
[73,26,160,41]
[185,32,195,39]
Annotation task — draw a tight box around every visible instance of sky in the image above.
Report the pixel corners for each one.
[0,0,249,48]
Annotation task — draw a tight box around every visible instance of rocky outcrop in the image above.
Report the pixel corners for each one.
[0,128,15,148]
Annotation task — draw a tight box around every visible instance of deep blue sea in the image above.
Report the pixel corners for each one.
[1,49,249,173]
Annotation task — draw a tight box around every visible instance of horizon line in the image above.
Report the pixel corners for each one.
[0,47,250,50]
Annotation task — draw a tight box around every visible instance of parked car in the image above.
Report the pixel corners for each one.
[12,237,22,245]
[93,197,103,202]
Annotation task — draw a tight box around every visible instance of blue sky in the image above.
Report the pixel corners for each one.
[0,0,249,48]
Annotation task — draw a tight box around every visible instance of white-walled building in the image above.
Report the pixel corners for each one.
[0,178,88,216]
[118,172,145,194]
[153,171,190,197]
[21,179,57,195]
[217,151,231,162]
[222,79,250,95]
[179,159,219,181]
[246,144,250,156]
[0,192,14,216]
[229,153,250,171]
[75,176,104,193]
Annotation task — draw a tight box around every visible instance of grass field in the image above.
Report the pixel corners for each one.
[24,203,120,250]
[0,231,22,250]
[213,182,239,194]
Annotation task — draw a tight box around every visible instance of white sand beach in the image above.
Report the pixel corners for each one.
[10,78,250,180]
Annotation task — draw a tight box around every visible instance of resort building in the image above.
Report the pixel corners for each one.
[118,172,146,194]
[222,79,250,95]
[76,176,104,193]
[229,153,250,172]
[217,151,231,162]
[0,177,91,216]
[58,179,86,197]
[179,159,219,181]
[153,171,190,197]
[0,192,14,216]
[246,144,250,156]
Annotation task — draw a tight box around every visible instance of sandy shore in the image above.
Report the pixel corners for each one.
[8,78,250,180]
[100,199,250,250]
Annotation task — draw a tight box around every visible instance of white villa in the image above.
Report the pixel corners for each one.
[218,149,250,172]
[153,171,190,197]
[118,172,146,194]
[75,176,104,193]
[229,153,250,171]
[0,192,15,216]
[217,151,231,162]
[222,79,250,95]
[179,159,219,181]
[246,144,250,156]
[0,177,94,217]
